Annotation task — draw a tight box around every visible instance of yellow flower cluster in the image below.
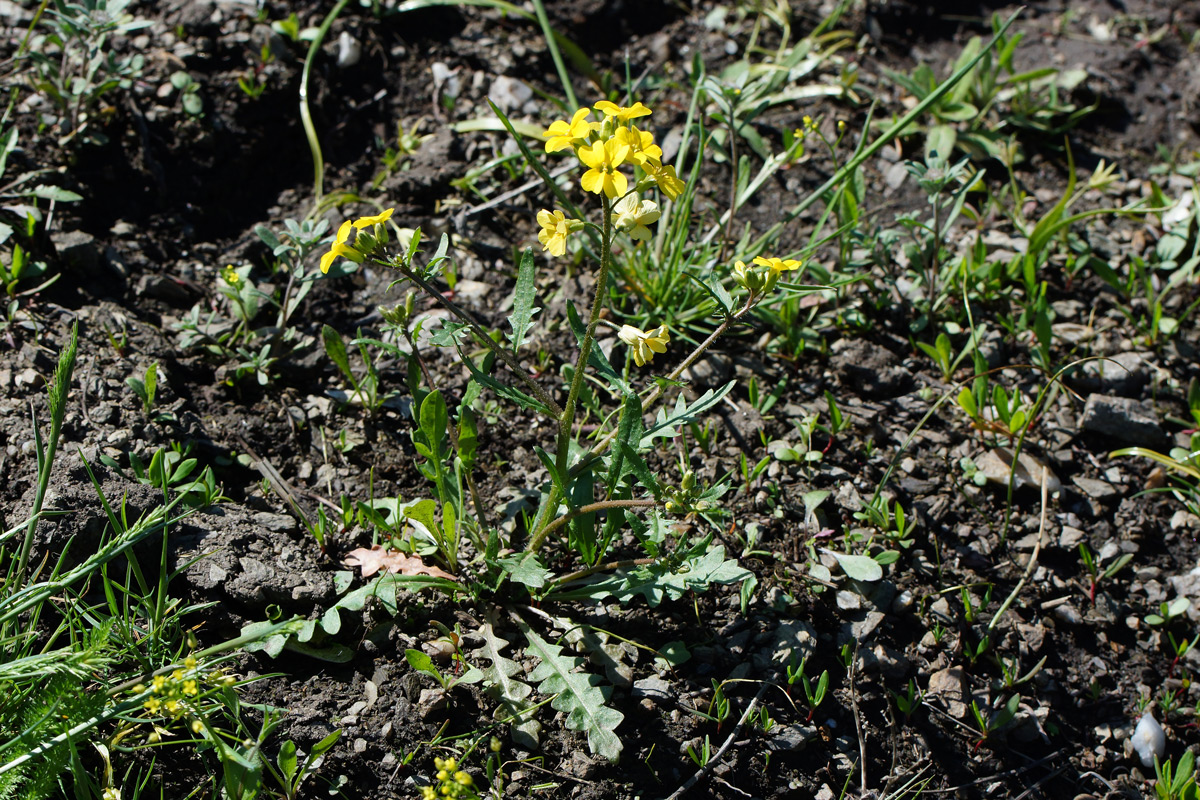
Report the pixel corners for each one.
[732,255,803,295]
[319,208,395,273]
[543,100,685,202]
[419,756,477,799]
[135,657,201,719]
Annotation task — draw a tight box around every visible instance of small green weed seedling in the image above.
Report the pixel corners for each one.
[1146,598,1192,627]
[125,362,158,415]
[1154,750,1199,800]
[891,679,922,722]
[969,694,1020,752]
[262,731,342,800]
[785,655,829,721]
[1078,542,1132,605]
[168,70,203,116]
[686,735,714,768]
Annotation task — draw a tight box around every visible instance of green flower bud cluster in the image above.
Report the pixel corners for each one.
[663,470,713,513]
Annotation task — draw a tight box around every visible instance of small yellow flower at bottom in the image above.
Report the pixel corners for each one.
[536,209,581,257]
[611,193,660,241]
[618,324,670,367]
[421,788,437,800]
[102,788,121,800]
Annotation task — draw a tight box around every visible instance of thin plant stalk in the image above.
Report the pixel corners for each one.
[15,321,78,583]
[300,0,352,211]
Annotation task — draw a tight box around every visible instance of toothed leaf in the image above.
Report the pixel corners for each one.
[516,619,624,761]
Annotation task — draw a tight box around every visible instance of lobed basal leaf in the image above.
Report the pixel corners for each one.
[514,617,624,762]
[473,613,541,748]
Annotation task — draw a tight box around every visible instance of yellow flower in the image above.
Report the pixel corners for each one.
[191,719,204,734]
[144,697,162,713]
[544,108,592,152]
[182,680,199,696]
[614,125,662,166]
[644,162,686,200]
[453,771,473,786]
[752,255,802,276]
[184,656,198,670]
[102,788,121,800]
[536,209,580,257]
[611,193,660,241]
[164,699,183,717]
[594,100,651,122]
[151,675,167,694]
[618,324,670,367]
[421,789,437,800]
[320,220,361,274]
[220,265,240,286]
[579,138,629,197]
[352,207,394,229]
[735,255,803,294]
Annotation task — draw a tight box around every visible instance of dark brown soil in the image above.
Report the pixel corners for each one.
[3,0,1200,798]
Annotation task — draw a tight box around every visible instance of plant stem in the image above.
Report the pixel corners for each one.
[300,0,351,210]
[567,296,755,484]
[527,196,615,554]
[535,498,654,548]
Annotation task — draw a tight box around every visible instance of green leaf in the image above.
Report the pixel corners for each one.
[686,272,733,316]
[569,469,597,564]
[516,619,624,761]
[322,324,354,385]
[310,730,341,757]
[566,300,626,394]
[640,382,735,447]
[497,552,551,588]
[957,386,978,418]
[31,185,83,202]
[827,550,883,582]
[405,648,442,683]
[548,545,749,607]
[457,347,555,416]
[474,614,541,748]
[277,741,298,783]
[604,392,644,495]
[925,124,958,162]
[506,247,539,351]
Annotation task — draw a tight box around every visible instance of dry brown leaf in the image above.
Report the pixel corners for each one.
[343,546,456,580]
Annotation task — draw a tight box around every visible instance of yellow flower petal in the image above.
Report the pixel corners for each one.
[595,100,652,122]
[335,220,353,243]
[352,208,394,229]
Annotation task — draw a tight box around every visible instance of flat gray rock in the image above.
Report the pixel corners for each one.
[1080,395,1168,448]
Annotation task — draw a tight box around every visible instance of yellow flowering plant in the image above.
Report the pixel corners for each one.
[307,97,829,763]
